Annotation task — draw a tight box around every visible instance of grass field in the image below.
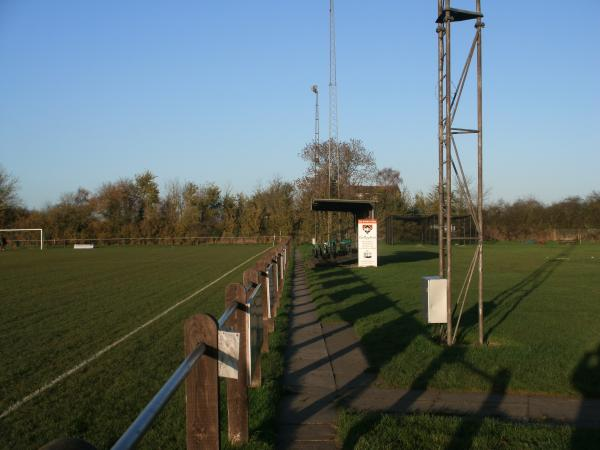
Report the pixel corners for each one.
[303,242,600,397]
[0,244,278,449]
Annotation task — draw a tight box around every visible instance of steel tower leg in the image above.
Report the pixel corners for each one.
[436,0,485,346]
[444,3,453,346]
[476,0,484,345]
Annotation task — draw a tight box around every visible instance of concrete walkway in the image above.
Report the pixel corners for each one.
[277,253,340,449]
[277,251,600,449]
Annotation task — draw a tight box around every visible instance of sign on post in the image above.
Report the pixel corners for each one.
[358,219,378,267]
[218,330,240,379]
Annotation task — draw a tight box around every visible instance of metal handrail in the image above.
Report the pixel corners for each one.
[219,282,260,328]
[218,303,237,329]
[111,343,207,450]
[112,282,263,449]
[246,283,262,307]
[260,263,272,277]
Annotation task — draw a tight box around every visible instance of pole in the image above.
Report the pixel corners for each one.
[476,0,484,345]
[437,0,445,277]
[445,3,453,346]
[184,315,219,450]
[327,0,338,245]
[313,85,320,244]
[224,283,249,444]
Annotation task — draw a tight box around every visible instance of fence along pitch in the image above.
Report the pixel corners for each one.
[256,260,272,349]
[184,314,219,450]
[243,269,263,388]
[224,283,249,444]
[42,239,291,450]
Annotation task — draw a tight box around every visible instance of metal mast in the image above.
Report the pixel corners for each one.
[437,0,485,346]
[312,85,320,152]
[329,0,339,198]
[326,0,339,242]
[312,85,320,243]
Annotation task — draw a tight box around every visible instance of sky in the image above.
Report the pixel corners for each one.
[0,0,598,209]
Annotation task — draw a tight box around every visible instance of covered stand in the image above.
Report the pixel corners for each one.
[311,198,375,259]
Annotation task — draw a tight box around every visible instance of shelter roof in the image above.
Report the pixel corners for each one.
[436,7,483,23]
[312,198,374,219]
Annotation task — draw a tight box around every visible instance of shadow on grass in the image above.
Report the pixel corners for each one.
[312,262,435,369]
[308,257,525,450]
[309,259,507,400]
[572,344,600,398]
[340,368,513,450]
[444,368,511,450]
[378,250,438,266]
[299,248,600,450]
[571,344,600,449]
[454,246,574,344]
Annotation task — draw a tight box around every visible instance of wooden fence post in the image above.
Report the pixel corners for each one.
[256,260,272,349]
[278,251,284,290]
[243,269,262,388]
[224,283,249,445]
[271,254,280,316]
[265,255,277,328]
[286,241,290,267]
[184,314,219,450]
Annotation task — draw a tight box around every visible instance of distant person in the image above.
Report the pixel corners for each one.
[0,235,6,251]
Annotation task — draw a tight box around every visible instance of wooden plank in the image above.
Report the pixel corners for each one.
[224,283,249,444]
[256,261,272,349]
[184,314,219,450]
[278,252,284,298]
[272,255,280,317]
[244,268,262,388]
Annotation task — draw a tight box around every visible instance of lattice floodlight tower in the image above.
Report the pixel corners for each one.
[312,84,320,244]
[436,1,484,346]
[329,0,339,201]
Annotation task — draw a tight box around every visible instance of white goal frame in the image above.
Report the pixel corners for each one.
[0,228,44,250]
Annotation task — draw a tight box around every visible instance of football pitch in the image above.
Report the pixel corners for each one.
[0,244,270,449]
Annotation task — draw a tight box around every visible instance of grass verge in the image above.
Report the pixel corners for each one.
[337,409,600,450]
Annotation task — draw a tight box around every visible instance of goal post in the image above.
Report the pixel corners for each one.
[0,229,44,250]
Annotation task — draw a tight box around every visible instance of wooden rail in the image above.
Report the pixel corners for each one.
[41,239,291,450]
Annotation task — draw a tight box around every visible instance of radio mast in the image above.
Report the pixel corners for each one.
[328,0,339,199]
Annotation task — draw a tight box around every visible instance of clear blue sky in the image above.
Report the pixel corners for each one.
[1,0,598,209]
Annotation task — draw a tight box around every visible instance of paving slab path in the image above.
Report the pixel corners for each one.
[277,251,600,449]
[277,252,339,449]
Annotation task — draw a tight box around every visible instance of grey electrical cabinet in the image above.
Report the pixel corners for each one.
[421,276,448,323]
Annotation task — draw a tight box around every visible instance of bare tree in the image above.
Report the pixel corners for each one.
[0,166,20,226]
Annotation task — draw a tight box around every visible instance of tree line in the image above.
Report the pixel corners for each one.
[1,141,599,243]
[1,168,298,241]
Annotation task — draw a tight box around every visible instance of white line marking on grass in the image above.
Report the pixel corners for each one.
[0,246,272,420]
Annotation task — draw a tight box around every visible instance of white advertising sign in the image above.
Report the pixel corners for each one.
[358,219,378,267]
[218,330,240,379]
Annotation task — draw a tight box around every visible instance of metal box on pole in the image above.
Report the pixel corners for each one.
[422,276,448,323]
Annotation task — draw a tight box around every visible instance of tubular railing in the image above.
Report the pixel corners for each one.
[111,343,208,450]
[43,239,291,450]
